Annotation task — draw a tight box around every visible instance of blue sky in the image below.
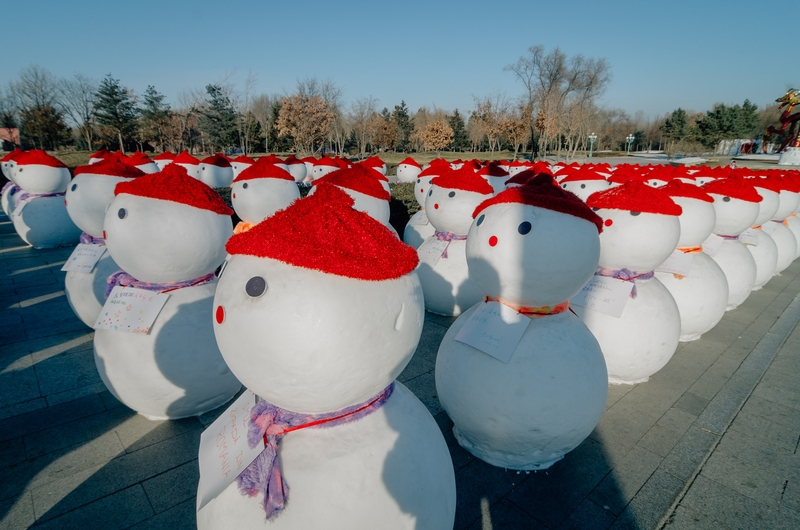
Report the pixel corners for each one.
[3,0,795,119]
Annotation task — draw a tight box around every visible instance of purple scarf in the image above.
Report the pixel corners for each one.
[13,190,64,210]
[595,267,655,298]
[718,234,739,240]
[80,233,105,245]
[105,270,216,298]
[434,230,467,258]
[238,383,395,520]
[1,181,17,194]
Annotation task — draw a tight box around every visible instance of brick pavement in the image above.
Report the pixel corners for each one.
[1,209,800,529]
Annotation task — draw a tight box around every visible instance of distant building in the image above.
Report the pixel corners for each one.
[0,128,20,151]
[715,139,775,155]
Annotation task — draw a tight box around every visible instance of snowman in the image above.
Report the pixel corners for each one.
[701,176,761,310]
[574,180,682,384]
[173,150,201,178]
[64,157,145,327]
[310,156,338,180]
[262,154,290,173]
[506,159,530,176]
[152,151,176,170]
[127,151,159,174]
[559,166,613,201]
[361,155,386,175]
[762,174,799,275]
[777,171,800,259]
[198,182,456,529]
[503,169,537,189]
[655,181,729,341]
[88,149,109,164]
[283,155,307,182]
[231,161,300,233]
[310,165,393,229]
[402,163,446,249]
[93,164,241,419]
[396,157,422,183]
[435,176,607,469]
[199,154,235,188]
[8,150,81,248]
[743,176,781,290]
[416,167,493,316]
[231,155,255,178]
[477,164,510,195]
[1,148,23,216]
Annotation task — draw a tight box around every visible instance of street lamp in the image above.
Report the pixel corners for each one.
[626,134,635,155]
[588,133,597,158]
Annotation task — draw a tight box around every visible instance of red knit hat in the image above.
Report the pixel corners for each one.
[125,152,152,166]
[418,165,444,177]
[233,159,294,182]
[301,156,317,163]
[505,169,539,186]
[153,151,175,161]
[559,166,607,183]
[314,156,337,167]
[114,163,233,215]
[477,165,509,177]
[13,150,67,168]
[361,156,384,168]
[587,180,682,215]
[1,148,23,162]
[702,176,763,203]
[508,159,529,168]
[173,151,200,164]
[74,157,145,178]
[284,155,303,165]
[607,165,648,184]
[311,165,390,200]
[232,155,255,164]
[262,154,285,165]
[89,149,109,160]
[226,183,417,280]
[398,157,422,168]
[431,167,494,195]
[662,180,714,203]
[200,154,232,167]
[528,161,553,175]
[474,174,603,233]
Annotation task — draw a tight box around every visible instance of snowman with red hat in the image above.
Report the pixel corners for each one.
[402,160,450,249]
[395,157,422,183]
[152,151,176,170]
[310,165,393,231]
[231,155,255,178]
[8,150,81,248]
[231,160,300,234]
[574,181,682,384]
[197,183,456,529]
[1,148,24,216]
[172,150,201,178]
[436,175,608,469]
[93,165,241,419]
[559,166,614,202]
[64,157,146,327]
[416,167,493,316]
[199,154,234,188]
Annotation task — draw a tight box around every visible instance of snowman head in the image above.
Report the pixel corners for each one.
[126,151,159,174]
[10,150,71,194]
[1,148,23,179]
[198,153,234,188]
[172,150,200,179]
[662,180,716,247]
[310,165,391,225]
[775,172,800,218]
[702,176,762,235]
[214,183,424,413]
[477,164,510,195]
[559,167,613,202]
[232,160,299,224]
[152,151,176,170]
[467,175,603,307]
[66,157,145,238]
[230,155,255,177]
[104,164,233,282]
[504,169,538,189]
[396,157,422,182]
[586,180,682,271]
[747,177,781,225]
[413,163,446,208]
[88,148,110,165]
[425,168,494,234]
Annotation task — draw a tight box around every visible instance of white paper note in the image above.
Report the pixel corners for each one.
[454,301,530,363]
[93,286,170,334]
[197,390,264,511]
[61,244,106,273]
[417,238,450,266]
[655,249,694,276]
[571,276,634,318]
[701,234,724,256]
[739,228,759,246]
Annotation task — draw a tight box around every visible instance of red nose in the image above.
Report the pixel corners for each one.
[232,193,236,199]
[102,230,106,239]
[215,305,225,324]
[434,204,439,209]
[604,219,613,227]
[64,199,67,206]
[489,236,498,247]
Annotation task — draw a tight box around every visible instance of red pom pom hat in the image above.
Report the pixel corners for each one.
[233,160,294,182]
[13,150,67,168]
[661,180,714,203]
[430,167,494,195]
[587,180,682,216]
[701,176,763,203]
[312,165,390,201]
[74,157,145,179]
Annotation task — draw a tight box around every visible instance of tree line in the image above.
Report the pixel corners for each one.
[0,52,787,158]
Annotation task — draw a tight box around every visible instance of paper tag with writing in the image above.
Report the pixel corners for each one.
[761,222,778,235]
[61,244,106,273]
[701,234,724,256]
[418,211,429,225]
[197,390,264,511]
[417,238,449,266]
[454,301,530,363]
[739,228,759,246]
[94,286,169,334]
[655,249,693,276]
[571,276,634,318]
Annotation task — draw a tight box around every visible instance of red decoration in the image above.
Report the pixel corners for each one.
[587,179,683,215]
[431,167,494,195]
[661,180,714,203]
[701,176,763,203]
[173,151,200,164]
[477,165,509,177]
[559,166,607,183]
[1,148,23,162]
[74,157,145,178]
[311,165,390,200]
[398,157,421,168]
[153,151,176,161]
[200,154,232,167]
[89,149,109,160]
[13,150,67,168]
[233,159,294,182]
[226,183,418,280]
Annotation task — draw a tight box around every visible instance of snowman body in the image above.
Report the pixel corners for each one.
[93,186,240,419]
[286,160,306,182]
[767,220,797,274]
[561,178,612,202]
[746,186,780,290]
[10,195,81,248]
[574,203,681,384]
[654,194,727,342]
[402,209,436,249]
[2,183,19,216]
[436,193,607,469]
[785,215,800,259]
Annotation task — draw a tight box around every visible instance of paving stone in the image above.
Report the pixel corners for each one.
[588,445,662,515]
[453,457,528,529]
[115,414,203,454]
[45,383,108,407]
[1,329,91,361]
[556,499,616,530]
[33,484,154,529]
[34,348,102,399]
[636,425,683,458]
[398,320,445,382]
[741,394,800,430]
[716,429,800,483]
[657,407,697,435]
[729,410,800,453]
[694,369,761,435]
[401,372,442,416]
[23,406,133,459]
[0,398,47,422]
[98,390,124,411]
[660,426,719,482]
[604,383,634,410]
[673,392,711,417]
[0,438,26,471]
[142,460,199,514]
[609,470,684,530]
[0,363,40,410]
[680,475,777,529]
[664,504,727,529]
[687,366,732,401]
[0,492,35,530]
[128,497,195,530]
[0,322,27,346]
[700,450,787,507]
[467,498,547,530]
[0,394,105,443]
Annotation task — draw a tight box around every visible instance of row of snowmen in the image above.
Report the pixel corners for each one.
[6,144,800,528]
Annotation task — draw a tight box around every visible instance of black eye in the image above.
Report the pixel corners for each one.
[562,184,567,188]
[630,211,641,216]
[245,276,267,297]
[428,190,432,196]
[448,191,455,198]
[580,184,586,189]
[417,179,420,183]
[242,182,248,189]
[518,221,532,235]
[71,183,77,191]
[723,196,731,202]
[477,214,485,225]
[118,208,127,219]
[18,168,22,172]
[592,207,599,211]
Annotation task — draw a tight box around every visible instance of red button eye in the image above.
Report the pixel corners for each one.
[215,305,225,324]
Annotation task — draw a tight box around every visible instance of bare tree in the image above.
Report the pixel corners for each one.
[276,94,334,155]
[472,94,509,156]
[349,96,379,156]
[175,88,204,153]
[58,73,98,151]
[251,93,278,152]
[418,113,454,155]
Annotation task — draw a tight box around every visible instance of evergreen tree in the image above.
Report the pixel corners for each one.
[199,84,239,153]
[448,109,469,151]
[660,108,689,144]
[94,74,138,153]
[20,104,70,150]
[139,85,171,152]
[694,100,760,148]
[392,101,413,151]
